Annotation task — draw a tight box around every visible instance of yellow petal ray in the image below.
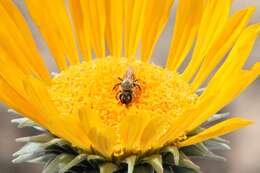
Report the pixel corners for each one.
[0,52,27,97]
[23,77,61,129]
[124,0,148,58]
[69,0,92,61]
[78,107,116,156]
[105,0,123,58]
[120,112,150,151]
[78,107,103,135]
[0,1,50,82]
[23,77,88,149]
[158,94,215,145]
[184,24,260,131]
[58,115,91,150]
[191,7,255,91]
[0,49,42,120]
[140,116,169,150]
[171,94,217,140]
[182,0,232,81]
[179,118,253,147]
[88,127,117,158]
[0,25,31,75]
[166,0,204,70]
[25,0,80,70]
[80,0,106,58]
[202,24,260,95]
[140,0,174,62]
[188,64,260,132]
[0,77,37,122]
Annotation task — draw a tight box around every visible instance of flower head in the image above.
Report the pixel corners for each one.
[0,0,259,172]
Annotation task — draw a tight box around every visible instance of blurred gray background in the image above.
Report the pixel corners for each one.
[0,0,259,173]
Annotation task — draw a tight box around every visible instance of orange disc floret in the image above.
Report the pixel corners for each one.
[48,57,197,132]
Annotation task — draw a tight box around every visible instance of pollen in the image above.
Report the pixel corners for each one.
[48,57,197,128]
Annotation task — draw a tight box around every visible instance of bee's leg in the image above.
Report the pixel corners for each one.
[115,91,121,100]
[118,77,123,81]
[133,83,142,92]
[117,93,123,104]
[113,83,121,91]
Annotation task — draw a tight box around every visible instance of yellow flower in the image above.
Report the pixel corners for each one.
[0,0,259,169]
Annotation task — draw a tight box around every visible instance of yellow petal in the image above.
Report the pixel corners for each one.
[191,7,255,91]
[166,0,204,70]
[185,24,260,131]
[0,76,36,121]
[188,64,260,132]
[120,111,150,151]
[88,127,116,158]
[140,116,169,150]
[140,0,174,62]
[23,77,88,149]
[58,116,91,150]
[124,0,148,58]
[105,0,123,58]
[182,0,232,81]
[80,0,106,58]
[78,107,103,134]
[23,77,59,127]
[0,0,50,82]
[69,0,92,61]
[179,118,253,147]
[158,94,215,145]
[25,0,80,70]
[0,52,26,96]
[205,24,260,92]
[78,107,116,156]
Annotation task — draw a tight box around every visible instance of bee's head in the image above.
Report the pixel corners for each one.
[119,92,132,105]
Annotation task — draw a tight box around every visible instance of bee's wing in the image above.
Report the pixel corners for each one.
[124,66,135,81]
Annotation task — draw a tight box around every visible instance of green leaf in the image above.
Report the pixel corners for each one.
[59,154,87,173]
[13,138,69,163]
[43,154,75,173]
[99,163,118,173]
[11,117,44,131]
[179,152,201,173]
[204,140,231,151]
[186,127,204,136]
[124,155,137,173]
[196,88,205,95]
[181,143,226,161]
[162,146,180,165]
[12,152,45,163]
[13,143,44,157]
[174,166,200,173]
[142,154,163,173]
[43,138,68,148]
[207,113,230,123]
[28,154,57,164]
[8,109,19,114]
[87,154,106,168]
[211,137,230,144]
[87,154,105,162]
[134,165,153,173]
[16,134,54,143]
[164,166,175,173]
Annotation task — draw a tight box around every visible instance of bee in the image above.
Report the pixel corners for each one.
[113,67,141,106]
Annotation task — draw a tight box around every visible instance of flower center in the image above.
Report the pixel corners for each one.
[49,57,197,128]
